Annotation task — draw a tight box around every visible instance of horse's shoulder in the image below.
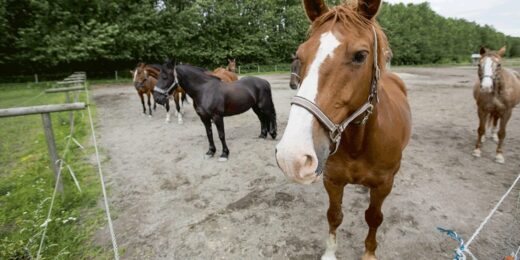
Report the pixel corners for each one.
[381,71,407,96]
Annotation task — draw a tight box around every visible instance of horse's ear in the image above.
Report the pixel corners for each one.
[291,53,297,60]
[497,46,506,57]
[357,0,382,20]
[303,0,329,22]
[480,46,488,56]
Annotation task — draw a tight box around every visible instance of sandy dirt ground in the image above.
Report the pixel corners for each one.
[93,66,520,259]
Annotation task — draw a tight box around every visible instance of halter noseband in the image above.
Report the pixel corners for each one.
[154,67,179,95]
[291,26,380,156]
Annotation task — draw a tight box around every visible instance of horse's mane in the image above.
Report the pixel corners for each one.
[310,3,388,72]
[180,64,222,82]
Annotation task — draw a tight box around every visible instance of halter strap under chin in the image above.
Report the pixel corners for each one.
[290,26,380,156]
[154,68,179,95]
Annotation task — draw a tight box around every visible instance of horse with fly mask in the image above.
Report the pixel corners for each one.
[275,0,411,259]
[154,62,277,161]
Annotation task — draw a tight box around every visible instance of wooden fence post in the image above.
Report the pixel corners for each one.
[35,74,39,83]
[41,113,63,193]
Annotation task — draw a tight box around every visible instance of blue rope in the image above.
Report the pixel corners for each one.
[437,227,467,260]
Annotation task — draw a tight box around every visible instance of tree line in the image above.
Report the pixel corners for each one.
[0,0,518,78]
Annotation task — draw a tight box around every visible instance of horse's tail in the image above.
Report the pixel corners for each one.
[263,81,277,139]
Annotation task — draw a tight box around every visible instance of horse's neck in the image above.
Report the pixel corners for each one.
[145,67,160,79]
[178,70,214,101]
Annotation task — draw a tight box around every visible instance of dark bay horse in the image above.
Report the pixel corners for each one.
[132,63,188,123]
[472,46,520,163]
[275,1,411,259]
[154,62,277,161]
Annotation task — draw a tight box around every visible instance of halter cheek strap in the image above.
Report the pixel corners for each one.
[290,26,380,156]
[154,68,179,95]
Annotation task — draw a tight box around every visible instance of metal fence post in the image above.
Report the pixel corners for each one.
[258,65,260,73]
[115,70,118,81]
[41,113,63,193]
[35,74,39,83]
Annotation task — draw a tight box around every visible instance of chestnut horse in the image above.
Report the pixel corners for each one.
[472,46,520,163]
[132,63,188,124]
[275,1,411,259]
[212,59,238,83]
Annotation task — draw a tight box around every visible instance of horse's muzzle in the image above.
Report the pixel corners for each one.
[153,92,168,105]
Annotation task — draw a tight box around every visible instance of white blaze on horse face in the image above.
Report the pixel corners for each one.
[133,70,138,82]
[276,31,341,184]
[481,57,493,91]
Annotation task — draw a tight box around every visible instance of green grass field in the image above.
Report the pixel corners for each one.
[0,82,112,259]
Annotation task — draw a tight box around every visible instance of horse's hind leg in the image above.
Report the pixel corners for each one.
[495,110,512,164]
[491,114,500,143]
[363,179,394,260]
[473,108,488,157]
[252,106,267,138]
[213,116,229,162]
[322,178,345,260]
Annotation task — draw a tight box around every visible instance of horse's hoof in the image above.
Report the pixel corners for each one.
[321,253,337,260]
[472,149,481,158]
[495,153,505,164]
[204,154,214,159]
[165,119,171,123]
[361,252,377,260]
[270,133,277,140]
[148,115,152,118]
[480,135,486,143]
[218,157,228,162]
[258,134,267,139]
[492,134,499,143]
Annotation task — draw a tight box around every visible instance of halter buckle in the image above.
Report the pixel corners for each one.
[330,128,342,144]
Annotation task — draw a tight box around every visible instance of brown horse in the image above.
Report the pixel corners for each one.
[212,59,238,83]
[227,58,237,73]
[130,64,156,117]
[132,63,188,123]
[275,1,411,259]
[472,46,520,163]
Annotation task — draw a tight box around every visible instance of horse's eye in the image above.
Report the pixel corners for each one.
[353,51,368,64]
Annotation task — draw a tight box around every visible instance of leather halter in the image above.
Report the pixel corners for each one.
[290,26,381,155]
[154,68,179,95]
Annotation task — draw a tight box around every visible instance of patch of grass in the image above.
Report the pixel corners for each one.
[0,82,113,259]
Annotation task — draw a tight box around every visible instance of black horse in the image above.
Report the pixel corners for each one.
[154,61,277,161]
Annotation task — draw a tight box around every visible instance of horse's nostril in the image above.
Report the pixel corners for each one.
[303,155,313,168]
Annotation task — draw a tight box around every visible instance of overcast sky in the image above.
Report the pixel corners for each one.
[385,0,520,37]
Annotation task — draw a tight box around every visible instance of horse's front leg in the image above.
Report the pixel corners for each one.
[146,92,152,117]
[201,117,216,158]
[165,100,171,123]
[363,179,393,260]
[213,115,229,162]
[473,108,487,157]
[322,177,345,260]
[495,110,512,164]
[139,92,146,114]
